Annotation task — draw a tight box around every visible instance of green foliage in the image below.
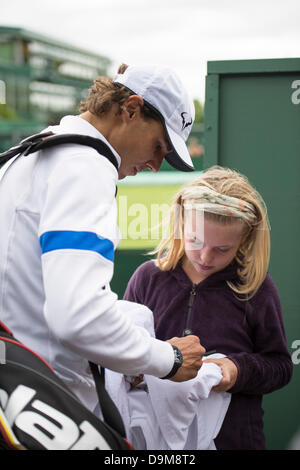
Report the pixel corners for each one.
[0,104,16,120]
[193,98,204,124]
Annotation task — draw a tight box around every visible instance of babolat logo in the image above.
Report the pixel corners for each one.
[0,385,112,450]
[0,340,5,364]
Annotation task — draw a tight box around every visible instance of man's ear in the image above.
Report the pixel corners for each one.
[122,95,144,121]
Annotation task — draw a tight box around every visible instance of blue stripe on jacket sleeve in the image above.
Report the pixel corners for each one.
[40,231,114,262]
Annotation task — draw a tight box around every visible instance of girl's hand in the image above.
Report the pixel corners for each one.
[203,357,238,392]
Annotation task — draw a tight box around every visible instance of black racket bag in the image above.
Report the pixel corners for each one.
[0,321,132,450]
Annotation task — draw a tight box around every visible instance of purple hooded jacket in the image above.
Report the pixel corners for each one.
[124,259,293,450]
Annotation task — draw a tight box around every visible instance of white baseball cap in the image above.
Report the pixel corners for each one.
[113,64,195,172]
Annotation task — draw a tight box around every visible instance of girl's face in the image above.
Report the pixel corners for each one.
[183,210,245,282]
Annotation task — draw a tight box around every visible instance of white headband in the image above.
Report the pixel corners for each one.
[182,186,257,225]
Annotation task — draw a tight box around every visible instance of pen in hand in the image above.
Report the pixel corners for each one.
[204,349,217,356]
[182,329,217,357]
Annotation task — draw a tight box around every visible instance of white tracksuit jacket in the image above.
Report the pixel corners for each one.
[0,115,174,412]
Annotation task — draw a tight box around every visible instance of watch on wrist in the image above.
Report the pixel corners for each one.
[160,345,183,380]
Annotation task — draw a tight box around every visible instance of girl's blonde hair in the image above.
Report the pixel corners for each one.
[154,166,270,299]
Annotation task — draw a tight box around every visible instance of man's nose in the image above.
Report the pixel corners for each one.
[145,157,163,173]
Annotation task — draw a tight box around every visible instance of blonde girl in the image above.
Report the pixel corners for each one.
[156,165,270,299]
[124,165,293,450]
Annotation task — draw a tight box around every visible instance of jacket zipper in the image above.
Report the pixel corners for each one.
[183,283,197,336]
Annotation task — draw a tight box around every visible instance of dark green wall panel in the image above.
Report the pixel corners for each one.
[204,59,300,450]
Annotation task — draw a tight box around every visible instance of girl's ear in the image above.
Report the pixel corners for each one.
[242,223,254,243]
[237,223,254,255]
[122,95,144,121]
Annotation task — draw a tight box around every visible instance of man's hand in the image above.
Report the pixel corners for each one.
[203,357,238,392]
[167,335,206,382]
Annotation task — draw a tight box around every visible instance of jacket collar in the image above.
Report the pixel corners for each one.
[169,258,239,289]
